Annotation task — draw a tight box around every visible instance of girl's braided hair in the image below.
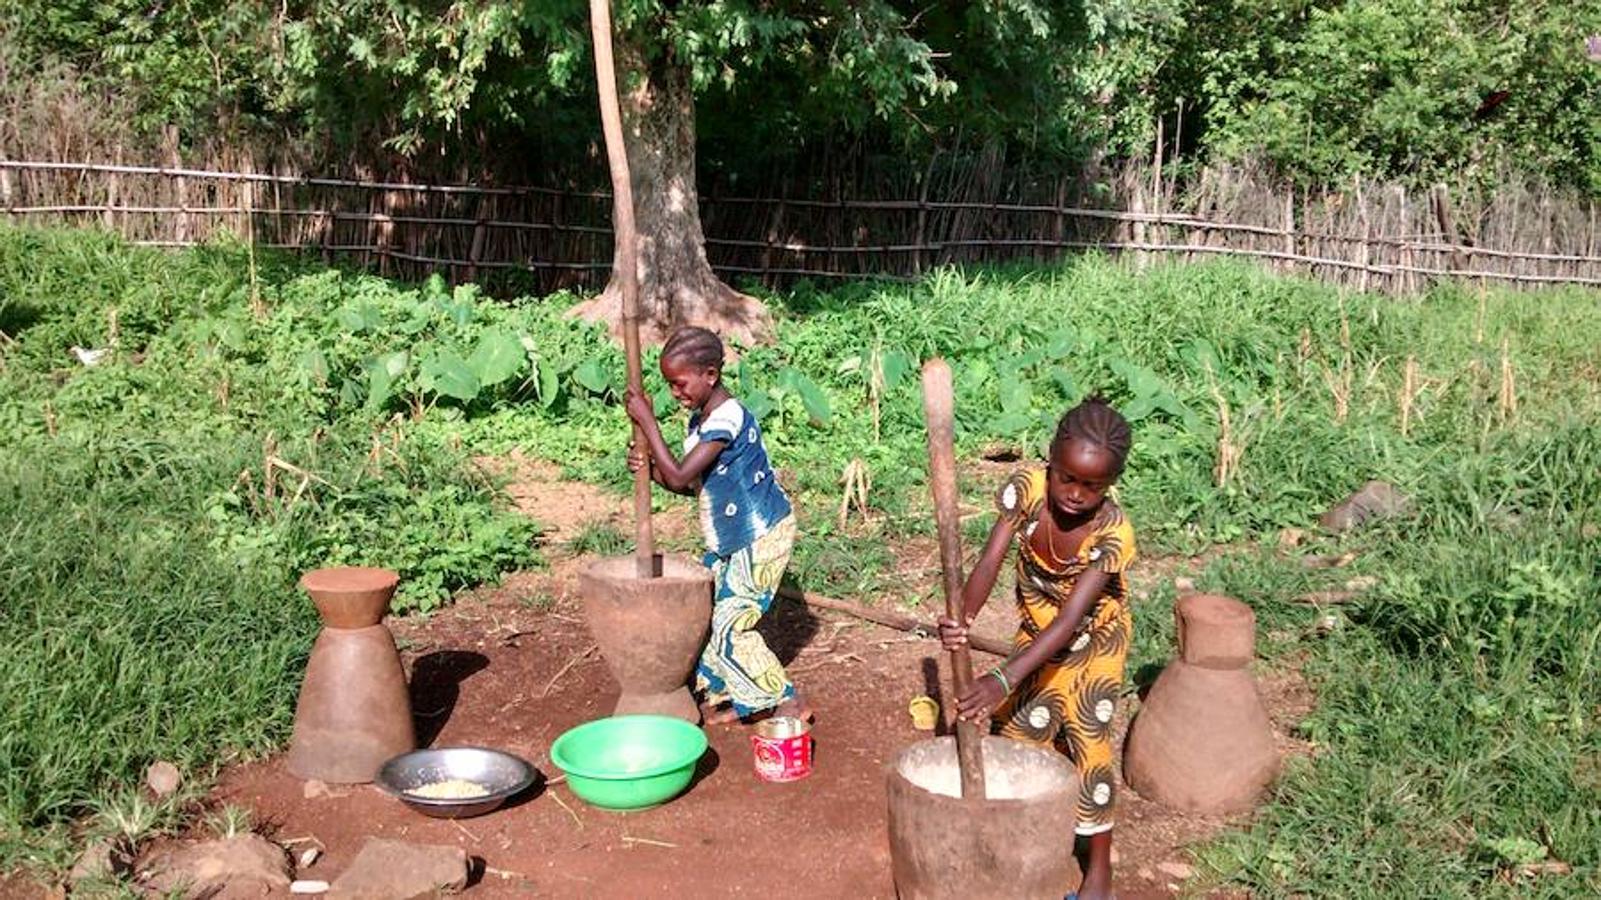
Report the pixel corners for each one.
[1052,396,1132,473]
[661,325,725,370]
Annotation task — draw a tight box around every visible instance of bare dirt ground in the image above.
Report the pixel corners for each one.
[5,456,1314,899]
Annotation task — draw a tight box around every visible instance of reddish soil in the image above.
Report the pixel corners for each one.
[7,461,1315,899]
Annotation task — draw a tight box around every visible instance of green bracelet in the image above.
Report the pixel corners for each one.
[987,666,1012,694]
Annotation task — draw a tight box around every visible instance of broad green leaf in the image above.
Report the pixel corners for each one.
[379,350,410,379]
[435,298,473,328]
[366,361,393,412]
[790,371,832,426]
[467,328,524,387]
[573,357,612,394]
[879,350,912,390]
[1109,357,1166,398]
[999,378,1031,415]
[1044,328,1078,360]
[421,348,480,401]
[535,359,560,408]
[989,410,1034,436]
[1051,368,1080,403]
[1123,396,1158,422]
[745,390,775,422]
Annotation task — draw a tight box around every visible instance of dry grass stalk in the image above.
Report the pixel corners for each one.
[364,415,409,476]
[1321,361,1352,423]
[1205,367,1242,488]
[1398,355,1419,437]
[868,347,886,442]
[1474,282,1488,344]
[1499,336,1518,422]
[838,457,872,528]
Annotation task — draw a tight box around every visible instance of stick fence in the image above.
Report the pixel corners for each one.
[3,157,1599,292]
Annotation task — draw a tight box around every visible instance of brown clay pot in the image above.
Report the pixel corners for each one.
[1123,593,1280,814]
[287,567,414,784]
[299,566,399,629]
[887,736,1081,900]
[580,555,713,723]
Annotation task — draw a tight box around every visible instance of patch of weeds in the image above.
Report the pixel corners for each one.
[202,804,254,840]
[564,521,630,557]
[516,591,558,612]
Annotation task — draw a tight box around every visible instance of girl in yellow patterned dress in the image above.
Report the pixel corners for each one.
[939,398,1135,900]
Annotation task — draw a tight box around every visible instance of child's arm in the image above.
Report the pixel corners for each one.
[937,515,1015,646]
[624,388,723,495]
[953,569,1111,722]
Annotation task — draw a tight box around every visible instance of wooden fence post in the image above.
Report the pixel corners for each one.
[319,210,334,265]
[915,155,935,275]
[466,194,488,284]
[1355,175,1371,293]
[1053,176,1067,262]
[165,126,191,245]
[2,160,15,225]
[1399,186,1414,294]
[1281,191,1296,273]
[377,210,394,277]
[1433,183,1467,274]
[1150,117,1167,257]
[1130,169,1149,270]
[103,145,120,232]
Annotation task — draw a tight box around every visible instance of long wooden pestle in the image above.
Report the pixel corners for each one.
[587,0,657,578]
[921,358,986,799]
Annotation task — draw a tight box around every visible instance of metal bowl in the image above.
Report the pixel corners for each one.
[376,747,537,819]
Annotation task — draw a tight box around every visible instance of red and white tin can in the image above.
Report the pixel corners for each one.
[751,716,813,782]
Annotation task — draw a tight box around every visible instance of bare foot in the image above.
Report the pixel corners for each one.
[700,703,740,725]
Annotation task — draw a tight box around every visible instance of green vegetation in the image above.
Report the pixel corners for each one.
[4,226,1600,893]
[7,0,1598,190]
[0,228,539,861]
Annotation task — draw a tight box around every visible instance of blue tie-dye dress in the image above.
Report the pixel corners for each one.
[683,398,798,715]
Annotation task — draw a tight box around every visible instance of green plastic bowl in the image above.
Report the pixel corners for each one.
[549,715,708,810]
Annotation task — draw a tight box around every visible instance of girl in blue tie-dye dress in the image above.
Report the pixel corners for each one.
[625,326,808,724]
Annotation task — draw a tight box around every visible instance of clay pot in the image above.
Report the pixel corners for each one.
[299,566,399,629]
[1123,593,1280,814]
[887,736,1081,900]
[580,555,713,723]
[287,567,414,784]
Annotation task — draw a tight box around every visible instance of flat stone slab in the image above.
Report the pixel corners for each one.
[329,838,469,899]
[142,835,291,898]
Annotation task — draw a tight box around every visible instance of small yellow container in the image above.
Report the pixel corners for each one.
[908,695,940,731]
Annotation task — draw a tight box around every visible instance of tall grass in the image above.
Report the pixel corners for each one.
[0,228,538,861]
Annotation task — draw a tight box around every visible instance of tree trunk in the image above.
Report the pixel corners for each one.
[570,36,773,347]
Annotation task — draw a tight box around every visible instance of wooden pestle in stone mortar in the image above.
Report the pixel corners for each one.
[921,358,986,799]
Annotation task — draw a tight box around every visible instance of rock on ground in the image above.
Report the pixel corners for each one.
[1320,480,1410,533]
[145,760,182,798]
[68,838,132,887]
[328,838,469,899]
[1157,860,1196,880]
[142,834,291,898]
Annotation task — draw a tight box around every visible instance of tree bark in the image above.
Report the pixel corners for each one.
[571,36,773,347]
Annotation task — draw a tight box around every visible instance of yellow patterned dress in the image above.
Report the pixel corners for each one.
[991,469,1136,837]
